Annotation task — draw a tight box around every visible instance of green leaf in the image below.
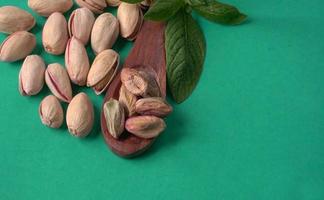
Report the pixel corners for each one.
[166,9,206,103]
[120,0,143,3]
[188,0,247,25]
[144,0,185,21]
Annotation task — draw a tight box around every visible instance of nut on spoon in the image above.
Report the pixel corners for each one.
[101,21,166,158]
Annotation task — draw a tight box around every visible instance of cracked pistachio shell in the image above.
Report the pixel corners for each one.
[75,0,107,14]
[66,92,94,137]
[106,0,121,7]
[68,8,95,45]
[0,31,36,62]
[119,85,137,117]
[65,37,90,86]
[19,55,46,96]
[45,63,72,103]
[91,13,119,55]
[87,49,119,95]
[125,116,166,139]
[117,3,143,40]
[103,99,125,139]
[28,0,73,17]
[43,12,68,55]
[0,6,36,34]
[135,97,173,118]
[39,95,64,128]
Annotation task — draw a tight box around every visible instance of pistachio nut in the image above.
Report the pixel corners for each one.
[125,116,166,139]
[135,97,173,118]
[0,31,36,62]
[45,63,73,103]
[106,0,121,7]
[120,68,161,97]
[120,68,148,96]
[28,0,73,17]
[119,85,137,117]
[39,95,64,128]
[19,55,46,96]
[66,92,94,137]
[117,3,143,40]
[103,99,125,139]
[91,13,119,55]
[68,7,95,45]
[65,37,90,86]
[87,49,120,95]
[0,6,36,34]
[139,70,161,97]
[75,0,107,14]
[42,12,69,55]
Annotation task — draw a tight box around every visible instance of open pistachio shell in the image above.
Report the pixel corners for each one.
[68,7,95,45]
[65,37,90,86]
[117,3,143,41]
[45,63,73,103]
[103,99,125,139]
[87,49,120,95]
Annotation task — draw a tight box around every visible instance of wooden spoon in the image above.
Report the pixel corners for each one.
[101,21,166,158]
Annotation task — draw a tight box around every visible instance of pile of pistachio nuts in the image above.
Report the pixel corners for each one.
[0,0,172,140]
[104,68,173,139]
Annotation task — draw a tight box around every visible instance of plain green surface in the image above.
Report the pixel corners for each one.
[1,0,324,199]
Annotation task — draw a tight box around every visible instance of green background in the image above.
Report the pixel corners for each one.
[1,0,324,199]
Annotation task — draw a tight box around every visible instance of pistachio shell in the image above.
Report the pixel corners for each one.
[75,0,107,14]
[117,3,143,40]
[91,13,119,55]
[103,99,125,139]
[45,63,72,103]
[0,31,36,62]
[28,0,73,17]
[68,8,95,45]
[66,92,94,137]
[39,95,64,128]
[119,85,138,117]
[0,6,36,34]
[42,12,68,55]
[19,55,46,96]
[106,0,121,7]
[135,97,173,117]
[65,37,90,86]
[87,49,119,95]
[125,116,166,139]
